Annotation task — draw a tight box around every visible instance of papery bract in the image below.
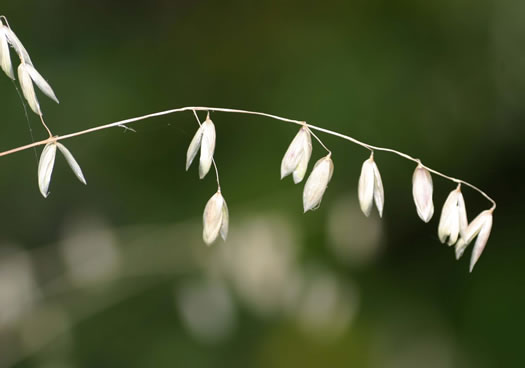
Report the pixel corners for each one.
[0,24,14,80]
[469,211,492,272]
[303,155,334,212]
[37,142,87,198]
[438,187,468,246]
[17,63,59,115]
[454,210,493,272]
[56,142,87,185]
[38,143,57,198]
[358,155,384,217]
[186,116,216,179]
[24,63,59,104]
[412,164,434,222]
[203,191,228,245]
[281,126,312,184]
[18,63,40,114]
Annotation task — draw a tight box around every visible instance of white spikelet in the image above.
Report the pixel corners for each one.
[186,124,204,170]
[358,154,384,217]
[3,26,32,65]
[185,115,216,179]
[469,212,493,272]
[358,159,374,216]
[38,143,57,198]
[454,211,487,259]
[56,143,87,185]
[0,25,14,80]
[281,126,312,183]
[24,63,59,104]
[292,132,312,184]
[203,191,228,245]
[18,63,40,114]
[455,210,492,259]
[199,117,216,179]
[438,188,459,245]
[303,154,334,212]
[412,164,434,222]
[438,186,469,246]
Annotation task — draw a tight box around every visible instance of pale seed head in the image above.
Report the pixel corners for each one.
[37,142,88,198]
[186,124,204,171]
[460,210,490,245]
[438,186,469,246]
[0,26,14,80]
[281,126,312,183]
[292,132,312,184]
[38,143,57,198]
[17,63,59,115]
[358,157,375,217]
[412,164,434,222]
[199,118,216,179]
[303,154,334,212]
[438,188,460,245]
[358,155,384,217]
[453,209,493,271]
[469,211,493,272]
[185,116,216,179]
[56,142,87,185]
[18,63,40,115]
[24,63,59,104]
[203,191,228,245]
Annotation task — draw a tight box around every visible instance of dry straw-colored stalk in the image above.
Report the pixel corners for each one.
[0,16,496,271]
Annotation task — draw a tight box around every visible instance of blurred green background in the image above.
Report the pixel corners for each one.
[0,0,523,367]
